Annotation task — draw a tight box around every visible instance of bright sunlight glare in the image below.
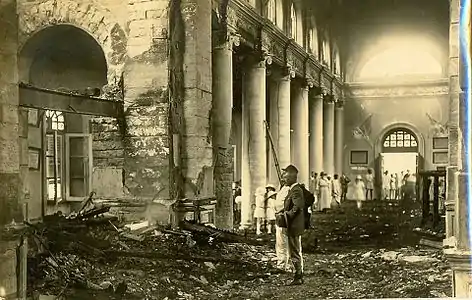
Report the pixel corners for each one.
[358,40,443,80]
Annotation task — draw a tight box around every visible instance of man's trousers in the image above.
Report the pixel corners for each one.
[287,234,304,276]
[275,225,290,271]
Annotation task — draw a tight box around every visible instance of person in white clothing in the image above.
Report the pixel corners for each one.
[254,187,266,235]
[274,183,291,272]
[331,174,341,207]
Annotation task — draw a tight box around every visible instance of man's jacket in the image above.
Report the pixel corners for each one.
[283,183,305,236]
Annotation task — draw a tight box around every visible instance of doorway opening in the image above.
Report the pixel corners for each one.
[378,128,421,200]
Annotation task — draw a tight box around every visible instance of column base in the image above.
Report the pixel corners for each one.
[445,249,472,297]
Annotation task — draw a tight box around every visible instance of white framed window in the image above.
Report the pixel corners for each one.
[65,134,93,201]
[45,110,93,202]
[333,44,341,75]
[322,31,331,66]
[267,0,276,23]
[290,3,297,40]
[309,27,318,57]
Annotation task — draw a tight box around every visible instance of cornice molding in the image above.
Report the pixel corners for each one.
[227,0,342,89]
[344,79,450,99]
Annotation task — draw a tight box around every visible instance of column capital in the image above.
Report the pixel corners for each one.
[335,98,345,108]
[213,30,240,51]
[309,86,323,96]
[304,77,315,89]
[243,51,272,69]
[323,94,335,104]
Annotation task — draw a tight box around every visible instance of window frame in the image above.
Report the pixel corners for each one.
[64,133,93,202]
[432,137,448,150]
[290,3,297,40]
[432,151,448,165]
[267,0,276,23]
[350,150,368,165]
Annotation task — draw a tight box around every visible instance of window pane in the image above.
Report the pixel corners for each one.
[391,141,397,147]
[70,157,85,177]
[411,140,417,147]
[384,141,389,147]
[404,140,411,147]
[70,179,86,197]
[404,134,411,140]
[69,137,85,156]
[390,134,396,141]
[397,141,403,147]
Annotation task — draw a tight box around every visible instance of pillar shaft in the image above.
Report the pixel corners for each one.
[268,71,291,186]
[444,0,472,298]
[212,35,236,229]
[0,0,22,297]
[309,92,323,174]
[241,56,267,229]
[292,84,310,186]
[334,102,344,175]
[323,97,335,175]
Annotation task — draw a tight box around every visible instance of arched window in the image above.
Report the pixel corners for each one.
[322,31,330,66]
[382,129,418,153]
[267,0,276,23]
[308,18,318,57]
[333,44,341,75]
[290,3,297,40]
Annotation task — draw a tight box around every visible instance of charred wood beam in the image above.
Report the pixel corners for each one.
[19,83,123,118]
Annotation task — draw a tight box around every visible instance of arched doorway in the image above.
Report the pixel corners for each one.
[379,127,422,199]
[19,25,108,212]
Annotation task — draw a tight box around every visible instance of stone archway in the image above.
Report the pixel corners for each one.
[373,123,425,199]
[18,0,128,86]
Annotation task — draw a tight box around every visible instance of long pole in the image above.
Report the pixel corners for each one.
[264,120,283,185]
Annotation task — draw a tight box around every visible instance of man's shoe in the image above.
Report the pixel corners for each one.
[287,278,304,285]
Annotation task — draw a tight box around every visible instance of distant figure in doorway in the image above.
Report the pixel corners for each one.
[318,172,331,212]
[395,173,402,200]
[332,174,341,207]
[382,171,390,200]
[351,175,366,210]
[340,174,351,202]
[254,187,267,235]
[365,169,375,200]
[389,174,396,200]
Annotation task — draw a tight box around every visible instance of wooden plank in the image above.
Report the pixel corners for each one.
[19,84,123,117]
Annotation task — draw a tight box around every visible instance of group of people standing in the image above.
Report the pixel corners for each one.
[308,172,350,212]
[344,168,418,209]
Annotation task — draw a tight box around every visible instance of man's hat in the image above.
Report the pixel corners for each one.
[265,184,276,190]
[282,164,299,173]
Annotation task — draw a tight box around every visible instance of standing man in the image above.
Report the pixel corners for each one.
[278,164,305,285]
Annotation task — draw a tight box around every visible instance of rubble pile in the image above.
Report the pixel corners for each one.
[27,205,276,300]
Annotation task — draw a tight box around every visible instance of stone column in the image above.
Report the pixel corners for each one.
[212,32,239,229]
[0,0,22,297]
[268,67,292,186]
[309,88,323,174]
[124,0,173,200]
[334,99,344,176]
[291,80,310,186]
[240,54,269,229]
[323,95,335,175]
[444,0,472,297]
